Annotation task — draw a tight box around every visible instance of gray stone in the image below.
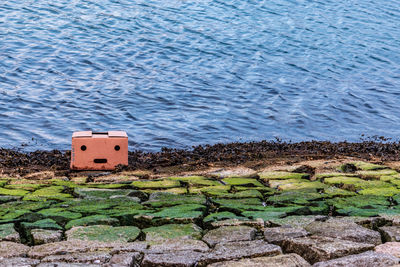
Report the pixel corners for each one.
[207,253,310,267]
[208,167,258,178]
[313,251,399,267]
[147,239,210,253]
[210,218,264,228]
[28,240,118,259]
[31,229,63,245]
[199,240,282,265]
[0,241,30,258]
[142,251,204,267]
[0,223,20,242]
[111,241,148,254]
[304,218,381,245]
[108,252,142,267]
[37,263,100,267]
[281,236,375,264]
[379,226,400,242]
[0,257,40,267]
[202,226,256,247]
[264,226,308,245]
[41,251,112,264]
[375,242,400,258]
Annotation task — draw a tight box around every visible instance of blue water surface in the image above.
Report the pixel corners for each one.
[0,0,400,151]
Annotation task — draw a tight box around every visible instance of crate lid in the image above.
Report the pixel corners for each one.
[72,131,128,138]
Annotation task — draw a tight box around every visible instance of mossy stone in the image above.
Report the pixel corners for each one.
[243,206,311,221]
[87,183,131,189]
[267,191,322,205]
[315,173,359,179]
[0,223,19,242]
[258,171,310,180]
[143,223,202,241]
[96,208,149,225]
[351,161,387,171]
[323,176,365,186]
[143,192,206,208]
[327,195,389,210]
[65,215,119,230]
[37,208,82,225]
[168,176,221,187]
[204,212,247,223]
[23,186,72,201]
[358,187,400,197]
[51,179,81,188]
[322,187,356,198]
[268,179,309,189]
[0,195,21,203]
[197,185,231,196]
[66,225,140,242]
[142,187,188,194]
[131,179,181,189]
[0,188,29,196]
[278,181,328,191]
[353,180,393,190]
[151,204,205,221]
[0,180,8,187]
[4,184,43,191]
[74,188,134,199]
[357,169,398,179]
[212,198,265,212]
[222,178,263,187]
[21,219,62,231]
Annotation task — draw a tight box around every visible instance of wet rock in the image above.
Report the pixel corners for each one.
[37,208,82,225]
[199,240,282,265]
[0,195,22,203]
[281,236,375,264]
[37,262,100,267]
[147,239,210,253]
[141,251,204,267]
[258,171,310,180]
[108,252,142,267]
[142,192,206,208]
[268,215,323,228]
[74,188,136,200]
[28,240,118,259]
[206,253,310,267]
[31,229,63,245]
[66,225,140,243]
[168,176,221,187]
[21,219,63,236]
[41,251,112,264]
[0,257,40,267]
[304,218,381,245]
[379,226,400,242]
[23,186,73,201]
[202,225,256,247]
[264,226,309,245]
[0,241,30,258]
[65,215,119,230]
[221,177,263,187]
[375,242,400,258]
[210,218,264,228]
[131,179,181,189]
[0,223,20,242]
[313,251,399,267]
[111,241,148,254]
[143,223,202,241]
[204,212,248,223]
[208,167,258,178]
[339,163,357,173]
[137,204,206,225]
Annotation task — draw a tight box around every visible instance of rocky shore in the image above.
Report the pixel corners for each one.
[2,143,400,266]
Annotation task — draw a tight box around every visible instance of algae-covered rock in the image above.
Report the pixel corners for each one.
[21,219,62,232]
[243,206,312,221]
[131,179,181,189]
[37,208,82,225]
[322,187,357,198]
[0,187,30,196]
[23,186,73,201]
[0,223,20,242]
[204,212,247,223]
[195,185,231,196]
[151,204,206,221]
[212,198,265,212]
[221,178,263,187]
[328,195,390,209]
[315,172,359,179]
[351,161,388,171]
[66,225,140,242]
[74,188,134,199]
[168,176,221,187]
[199,186,263,199]
[143,223,202,241]
[208,167,258,178]
[359,187,400,197]
[143,192,206,208]
[4,183,43,191]
[0,195,21,203]
[65,215,119,230]
[323,176,365,186]
[202,225,256,247]
[267,191,322,205]
[358,169,398,179]
[278,181,328,191]
[259,171,310,180]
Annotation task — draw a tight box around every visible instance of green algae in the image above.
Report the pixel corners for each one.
[199,185,262,199]
[322,186,357,198]
[204,212,247,223]
[37,208,82,225]
[358,187,400,197]
[0,187,30,196]
[278,181,328,191]
[267,191,322,206]
[143,192,206,208]
[74,188,134,199]
[0,223,18,241]
[351,161,387,171]
[23,186,73,201]
[357,169,398,179]
[4,184,43,191]
[143,223,202,241]
[65,215,119,230]
[87,183,131,189]
[212,198,265,212]
[151,204,206,220]
[259,171,310,180]
[222,178,263,187]
[21,218,62,231]
[315,173,359,179]
[51,179,81,188]
[168,176,221,187]
[0,180,8,187]
[196,185,230,196]
[142,187,188,194]
[131,179,181,189]
[67,225,140,242]
[323,176,365,185]
[243,206,312,221]
[327,195,390,214]
[268,179,309,189]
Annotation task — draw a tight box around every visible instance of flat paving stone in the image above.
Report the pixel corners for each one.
[37,263,100,267]
[28,240,118,259]
[264,226,309,245]
[379,226,400,242]
[313,251,399,267]
[111,241,148,254]
[0,241,30,258]
[0,257,40,267]
[142,251,204,267]
[31,229,63,245]
[304,218,381,245]
[202,225,256,247]
[41,251,112,264]
[199,240,282,266]
[375,242,400,258]
[207,253,310,267]
[108,252,142,267]
[281,236,375,264]
[147,239,210,253]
